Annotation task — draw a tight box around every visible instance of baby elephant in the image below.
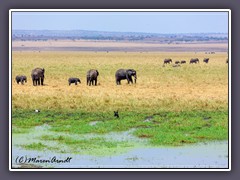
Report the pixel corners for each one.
[16,75,27,84]
[68,78,81,85]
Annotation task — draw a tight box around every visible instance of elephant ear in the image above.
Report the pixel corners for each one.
[96,70,99,76]
[126,69,132,76]
[129,69,136,75]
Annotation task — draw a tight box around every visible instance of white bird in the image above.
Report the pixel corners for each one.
[35,109,40,113]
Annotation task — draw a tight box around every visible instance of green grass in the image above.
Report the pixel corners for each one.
[38,134,133,155]
[12,109,228,148]
[23,142,47,151]
[133,110,228,146]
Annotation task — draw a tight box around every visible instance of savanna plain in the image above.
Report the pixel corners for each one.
[12,51,228,156]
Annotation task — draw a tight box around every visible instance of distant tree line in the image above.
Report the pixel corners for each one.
[12,30,228,42]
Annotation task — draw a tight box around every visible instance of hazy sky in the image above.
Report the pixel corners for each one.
[12,11,229,34]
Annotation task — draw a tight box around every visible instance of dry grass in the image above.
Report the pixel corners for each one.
[12,51,228,112]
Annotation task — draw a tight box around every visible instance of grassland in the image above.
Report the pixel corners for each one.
[12,51,229,152]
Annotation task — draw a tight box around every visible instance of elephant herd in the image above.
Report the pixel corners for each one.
[15,57,228,86]
[15,68,137,86]
[164,58,211,65]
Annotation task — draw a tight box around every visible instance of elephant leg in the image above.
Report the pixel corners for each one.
[41,78,44,85]
[75,81,77,85]
[126,75,132,84]
[126,78,130,84]
[69,82,71,86]
[129,77,133,84]
[87,77,89,85]
[95,78,97,86]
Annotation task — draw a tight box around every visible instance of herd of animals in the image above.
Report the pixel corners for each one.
[15,68,137,86]
[15,57,228,86]
[164,57,211,65]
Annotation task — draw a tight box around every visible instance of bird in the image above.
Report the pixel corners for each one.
[114,111,119,118]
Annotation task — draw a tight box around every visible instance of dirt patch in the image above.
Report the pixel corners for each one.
[12,40,228,52]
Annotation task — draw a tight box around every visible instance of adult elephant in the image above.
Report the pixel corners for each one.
[190,58,199,64]
[31,67,45,86]
[115,69,137,85]
[164,58,172,64]
[86,69,99,86]
[203,58,209,63]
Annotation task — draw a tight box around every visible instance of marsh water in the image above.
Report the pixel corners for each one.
[12,125,228,168]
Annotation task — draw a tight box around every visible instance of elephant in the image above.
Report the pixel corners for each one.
[115,69,137,85]
[203,58,209,63]
[180,60,186,64]
[86,69,99,86]
[190,58,199,64]
[31,68,45,86]
[175,61,180,64]
[164,58,172,64]
[15,75,27,84]
[68,78,81,85]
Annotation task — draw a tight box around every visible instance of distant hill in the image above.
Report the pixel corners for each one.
[12,30,228,43]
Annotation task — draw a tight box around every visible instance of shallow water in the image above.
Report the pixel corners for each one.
[12,125,228,168]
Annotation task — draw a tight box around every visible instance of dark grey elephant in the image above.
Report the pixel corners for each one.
[31,68,45,86]
[175,61,180,64]
[190,58,199,64]
[115,69,137,85]
[86,69,99,86]
[164,58,172,64]
[203,58,209,63]
[68,78,81,85]
[180,60,186,64]
[15,75,27,84]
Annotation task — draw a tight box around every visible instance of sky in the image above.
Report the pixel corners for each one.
[12,11,229,34]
